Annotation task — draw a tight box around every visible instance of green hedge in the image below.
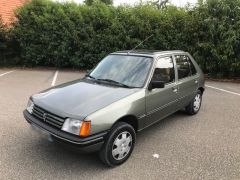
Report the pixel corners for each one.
[190,0,240,77]
[0,17,10,65]
[0,17,6,62]
[11,0,240,77]
[0,17,20,66]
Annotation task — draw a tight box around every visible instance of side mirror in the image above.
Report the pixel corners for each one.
[148,81,165,90]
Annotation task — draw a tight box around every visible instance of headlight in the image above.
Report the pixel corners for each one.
[61,118,91,137]
[26,99,34,114]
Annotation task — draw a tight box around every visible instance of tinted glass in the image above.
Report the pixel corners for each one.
[90,55,153,88]
[152,56,175,83]
[175,55,191,79]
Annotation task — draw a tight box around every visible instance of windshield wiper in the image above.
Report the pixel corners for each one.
[96,78,134,88]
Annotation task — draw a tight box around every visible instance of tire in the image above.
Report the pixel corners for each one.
[185,90,202,115]
[99,122,136,167]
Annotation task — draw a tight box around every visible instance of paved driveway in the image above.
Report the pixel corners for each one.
[0,69,239,180]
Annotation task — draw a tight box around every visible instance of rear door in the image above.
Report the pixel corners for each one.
[145,56,178,127]
[174,54,199,109]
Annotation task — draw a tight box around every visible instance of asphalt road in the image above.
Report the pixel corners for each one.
[0,69,240,180]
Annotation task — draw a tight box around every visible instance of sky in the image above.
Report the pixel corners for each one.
[56,0,198,7]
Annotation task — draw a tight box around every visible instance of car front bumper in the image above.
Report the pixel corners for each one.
[23,110,108,152]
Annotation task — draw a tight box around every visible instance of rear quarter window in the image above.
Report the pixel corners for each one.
[175,55,191,79]
[189,58,197,75]
[175,55,197,80]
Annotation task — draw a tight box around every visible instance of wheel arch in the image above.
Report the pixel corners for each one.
[112,115,139,133]
[198,87,205,94]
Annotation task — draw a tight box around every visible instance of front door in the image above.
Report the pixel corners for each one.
[145,56,178,127]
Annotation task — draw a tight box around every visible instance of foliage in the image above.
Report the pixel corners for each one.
[9,0,240,77]
[0,17,20,66]
[84,0,113,6]
[151,0,170,9]
[191,0,240,77]
[0,17,7,57]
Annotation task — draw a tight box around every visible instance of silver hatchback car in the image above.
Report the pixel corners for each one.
[24,50,205,167]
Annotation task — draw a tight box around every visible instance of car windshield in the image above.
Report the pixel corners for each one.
[89,55,153,88]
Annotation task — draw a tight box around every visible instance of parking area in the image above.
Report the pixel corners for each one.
[0,69,240,180]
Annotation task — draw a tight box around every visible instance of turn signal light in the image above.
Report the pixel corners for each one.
[80,121,91,137]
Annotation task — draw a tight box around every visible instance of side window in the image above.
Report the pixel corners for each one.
[152,56,175,84]
[188,58,197,75]
[175,55,192,79]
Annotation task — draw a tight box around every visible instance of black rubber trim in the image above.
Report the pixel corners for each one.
[23,110,108,146]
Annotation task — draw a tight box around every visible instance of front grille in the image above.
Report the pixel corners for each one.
[32,105,65,129]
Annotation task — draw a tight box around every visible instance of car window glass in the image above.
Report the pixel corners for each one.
[90,55,153,88]
[175,55,192,79]
[152,56,175,83]
[188,57,197,75]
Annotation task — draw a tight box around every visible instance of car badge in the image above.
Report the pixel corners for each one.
[43,113,47,122]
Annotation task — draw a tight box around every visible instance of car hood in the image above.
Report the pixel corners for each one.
[32,79,139,119]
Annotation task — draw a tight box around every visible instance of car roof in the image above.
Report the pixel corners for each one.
[111,50,186,57]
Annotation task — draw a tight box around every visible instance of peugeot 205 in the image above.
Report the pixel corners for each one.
[24,50,205,167]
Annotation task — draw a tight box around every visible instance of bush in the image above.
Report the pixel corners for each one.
[0,17,20,66]
[12,0,240,77]
[190,0,240,77]
[13,0,193,69]
[0,17,7,65]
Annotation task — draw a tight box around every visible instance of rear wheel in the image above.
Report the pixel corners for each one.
[185,90,202,115]
[99,122,136,167]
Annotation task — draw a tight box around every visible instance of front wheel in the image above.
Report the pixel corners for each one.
[185,90,202,115]
[99,122,136,167]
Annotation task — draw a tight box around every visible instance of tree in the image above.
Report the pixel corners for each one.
[84,0,113,6]
[152,0,169,9]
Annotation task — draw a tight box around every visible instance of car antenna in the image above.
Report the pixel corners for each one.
[128,34,154,54]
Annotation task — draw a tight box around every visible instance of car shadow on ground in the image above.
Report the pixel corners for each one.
[137,110,190,138]
[18,110,190,171]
